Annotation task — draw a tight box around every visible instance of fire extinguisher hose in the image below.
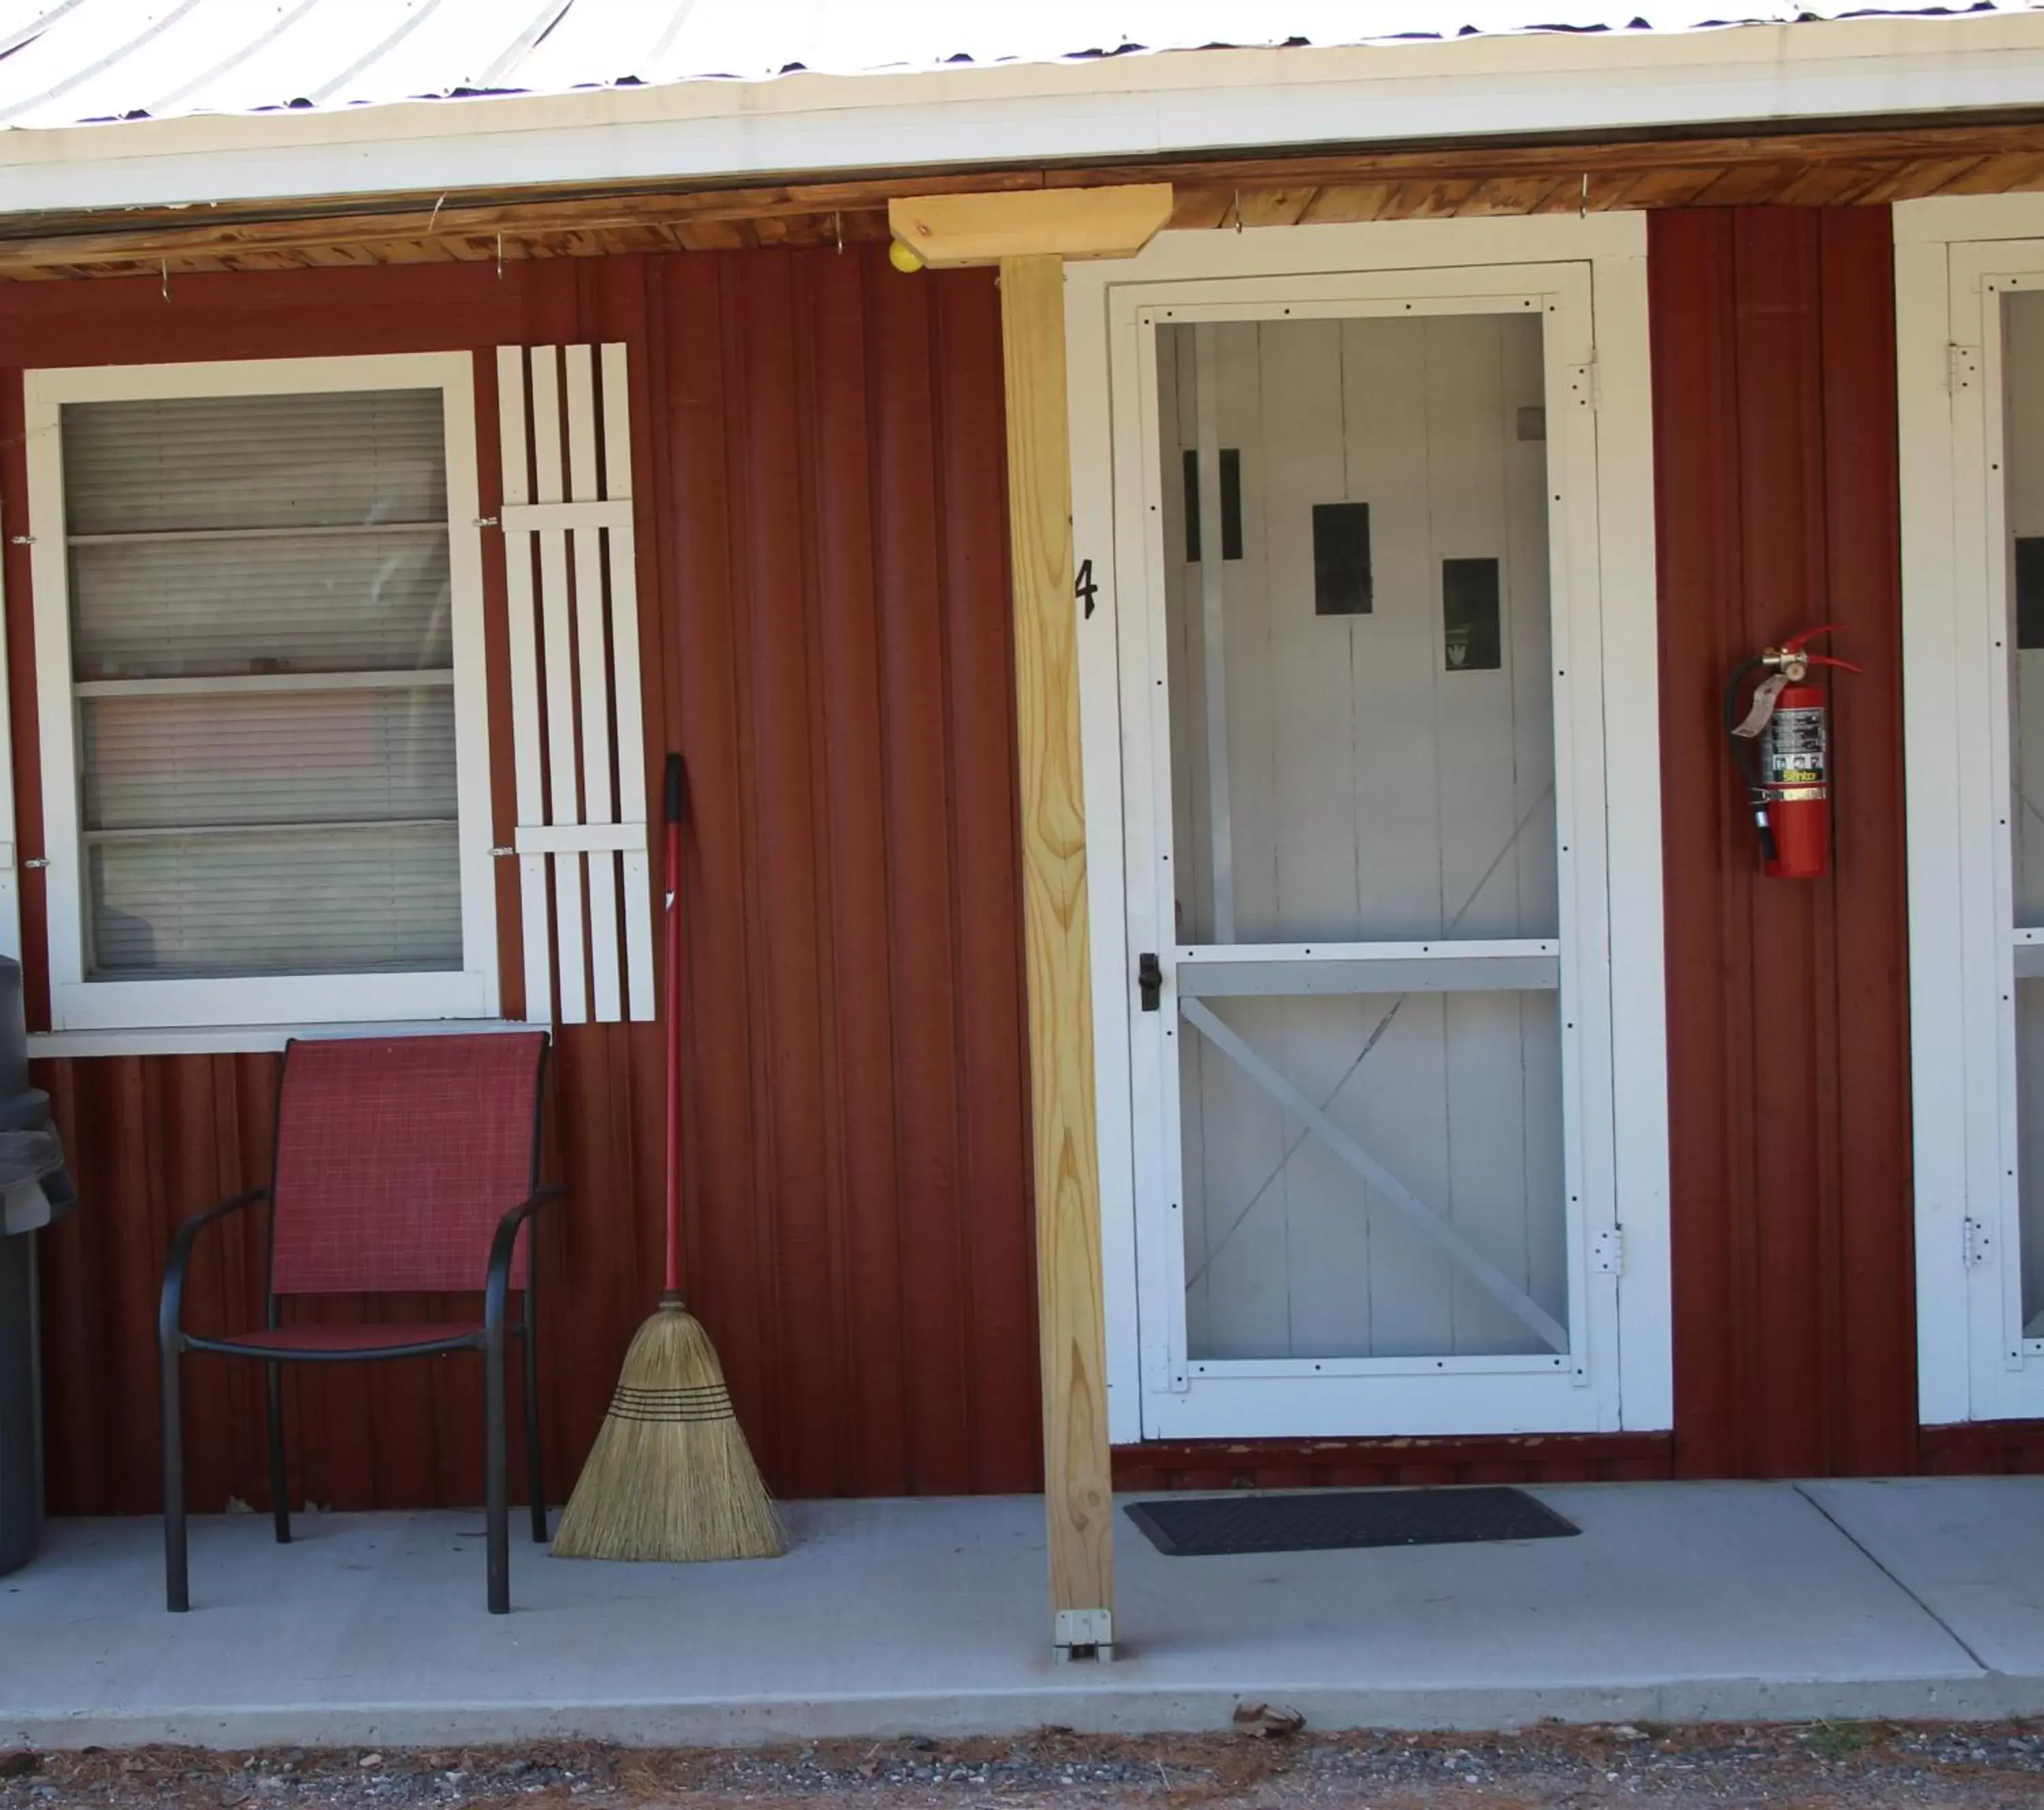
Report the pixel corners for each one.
[1722,654,1779,867]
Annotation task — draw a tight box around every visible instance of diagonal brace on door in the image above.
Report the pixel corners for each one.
[1181,781,1557,1294]
[1180,996,1569,1354]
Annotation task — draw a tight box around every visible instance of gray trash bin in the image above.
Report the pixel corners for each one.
[0,957,74,1575]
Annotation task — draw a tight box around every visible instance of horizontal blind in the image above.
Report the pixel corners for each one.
[63,391,447,535]
[59,387,463,982]
[71,533,452,679]
[89,827,459,978]
[82,692,456,829]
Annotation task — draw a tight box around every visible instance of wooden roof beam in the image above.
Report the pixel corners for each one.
[888,184,1173,269]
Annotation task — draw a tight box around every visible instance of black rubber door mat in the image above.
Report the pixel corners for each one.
[1124,1487,1579,1556]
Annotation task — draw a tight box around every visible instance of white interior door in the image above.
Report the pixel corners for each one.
[1116,264,1629,1441]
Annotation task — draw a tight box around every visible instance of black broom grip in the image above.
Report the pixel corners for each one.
[665,752,686,826]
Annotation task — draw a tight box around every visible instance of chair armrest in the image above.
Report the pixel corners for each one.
[159,1188,269,1351]
[484,1186,565,1333]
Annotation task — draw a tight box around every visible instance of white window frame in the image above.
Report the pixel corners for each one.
[23,352,499,1034]
[1895,193,2044,1424]
[1064,214,1670,1445]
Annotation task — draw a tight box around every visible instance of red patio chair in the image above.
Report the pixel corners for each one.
[157,1032,559,1615]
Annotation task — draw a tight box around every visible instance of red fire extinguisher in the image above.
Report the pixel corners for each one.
[1722,625,1861,880]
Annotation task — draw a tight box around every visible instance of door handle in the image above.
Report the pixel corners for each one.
[1138,952,1162,1012]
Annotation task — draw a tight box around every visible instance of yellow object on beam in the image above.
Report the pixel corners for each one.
[888,185,1172,270]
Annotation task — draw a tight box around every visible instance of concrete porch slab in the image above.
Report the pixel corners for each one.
[0,1482,2036,1751]
[1801,1476,2044,1677]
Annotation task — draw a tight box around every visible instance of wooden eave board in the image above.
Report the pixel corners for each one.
[5,121,2044,278]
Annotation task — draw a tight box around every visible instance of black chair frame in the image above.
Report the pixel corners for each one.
[158,1039,559,1615]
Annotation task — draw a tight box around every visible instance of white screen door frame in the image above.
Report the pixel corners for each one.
[1898,195,2044,1425]
[1066,216,1671,1446]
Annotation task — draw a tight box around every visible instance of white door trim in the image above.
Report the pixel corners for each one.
[1065,215,1668,1447]
[1895,191,2044,1425]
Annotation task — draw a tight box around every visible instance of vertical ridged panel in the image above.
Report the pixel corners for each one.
[1818,209,1918,1475]
[11,247,1040,1514]
[1648,207,1917,1479]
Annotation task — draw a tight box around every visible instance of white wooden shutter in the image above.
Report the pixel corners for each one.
[495,344,654,1026]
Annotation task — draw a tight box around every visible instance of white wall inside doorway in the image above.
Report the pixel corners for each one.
[1155,309,1566,1368]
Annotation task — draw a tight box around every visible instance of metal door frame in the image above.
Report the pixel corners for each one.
[1063,217,1671,1446]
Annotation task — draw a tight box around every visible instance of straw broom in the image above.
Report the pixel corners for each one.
[551,754,784,1563]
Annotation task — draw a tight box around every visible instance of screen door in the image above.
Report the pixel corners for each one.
[1959,255,2044,1411]
[2008,283,2044,1354]
[1119,266,1623,1440]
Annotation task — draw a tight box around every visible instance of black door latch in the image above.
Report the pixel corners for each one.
[1138,952,1162,1012]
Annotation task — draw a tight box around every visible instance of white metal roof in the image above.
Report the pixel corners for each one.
[0,1,2036,130]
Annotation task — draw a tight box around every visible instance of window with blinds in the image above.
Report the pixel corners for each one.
[59,388,463,981]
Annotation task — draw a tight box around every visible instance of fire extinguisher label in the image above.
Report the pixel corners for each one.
[1765,707,1827,788]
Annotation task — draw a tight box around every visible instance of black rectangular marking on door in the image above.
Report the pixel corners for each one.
[1124,1486,1579,1556]
[1312,502,1372,615]
[2019,536,2044,649]
[1443,557,1502,671]
[1183,449,1244,564]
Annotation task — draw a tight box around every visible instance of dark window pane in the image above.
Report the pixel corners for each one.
[1184,448,1244,563]
[2019,536,2044,649]
[1443,557,1503,671]
[1312,502,1372,615]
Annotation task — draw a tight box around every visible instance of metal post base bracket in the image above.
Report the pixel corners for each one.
[1053,1607,1115,1663]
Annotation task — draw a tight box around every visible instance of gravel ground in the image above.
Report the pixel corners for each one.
[5,1722,2044,1810]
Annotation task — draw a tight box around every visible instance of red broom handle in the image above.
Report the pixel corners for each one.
[662,752,685,1303]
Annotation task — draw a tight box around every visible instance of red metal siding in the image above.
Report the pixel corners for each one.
[1650,206,1917,1479]
[1,206,1987,1509]
[7,249,1042,1515]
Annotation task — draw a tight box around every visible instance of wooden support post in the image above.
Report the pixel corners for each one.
[1000,252,1116,1661]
